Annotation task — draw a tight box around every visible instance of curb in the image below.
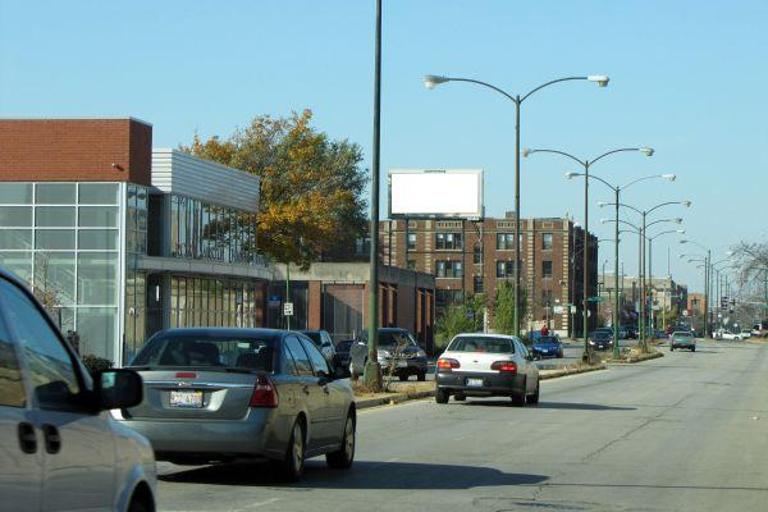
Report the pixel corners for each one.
[607,351,664,364]
[354,364,606,410]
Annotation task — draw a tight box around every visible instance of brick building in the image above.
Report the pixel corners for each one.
[377,212,597,337]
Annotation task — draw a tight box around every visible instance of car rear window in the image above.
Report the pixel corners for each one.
[538,336,560,344]
[130,332,278,372]
[673,332,692,338]
[448,336,514,353]
[302,332,322,346]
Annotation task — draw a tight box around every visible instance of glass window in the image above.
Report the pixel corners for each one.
[0,183,32,204]
[473,244,483,264]
[284,335,313,376]
[407,233,417,251]
[34,252,76,305]
[0,277,81,409]
[0,252,32,284]
[497,233,516,250]
[0,229,32,249]
[406,259,416,271]
[35,183,76,204]
[79,183,119,205]
[542,260,553,278]
[35,229,75,250]
[300,336,330,375]
[78,206,118,227]
[542,233,553,250]
[78,230,118,250]
[76,307,116,360]
[282,343,299,375]
[36,206,75,227]
[77,252,118,305]
[448,335,514,353]
[474,275,484,294]
[0,315,26,407]
[0,207,32,227]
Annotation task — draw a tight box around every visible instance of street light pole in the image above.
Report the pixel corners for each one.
[365,0,383,391]
[424,74,609,337]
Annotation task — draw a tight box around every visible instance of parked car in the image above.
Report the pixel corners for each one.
[530,335,564,359]
[621,325,637,339]
[740,329,752,339]
[121,328,356,481]
[588,329,614,351]
[0,267,156,512]
[349,328,428,381]
[670,331,696,352]
[714,328,743,340]
[435,333,539,405]
[334,339,355,371]
[300,329,336,362]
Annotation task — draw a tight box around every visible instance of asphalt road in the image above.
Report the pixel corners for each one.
[156,340,768,512]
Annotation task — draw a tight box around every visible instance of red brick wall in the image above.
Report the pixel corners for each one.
[0,118,152,185]
[308,280,322,329]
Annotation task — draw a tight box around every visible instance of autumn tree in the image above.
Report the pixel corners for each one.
[182,110,368,268]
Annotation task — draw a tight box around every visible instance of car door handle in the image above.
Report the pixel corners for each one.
[17,422,37,454]
[42,424,61,454]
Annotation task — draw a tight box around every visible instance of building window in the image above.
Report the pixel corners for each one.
[436,289,464,310]
[542,233,553,250]
[436,232,462,250]
[496,260,518,278]
[406,259,416,270]
[496,233,514,250]
[436,260,463,278]
[542,260,553,278]
[473,244,483,264]
[473,275,484,294]
[407,233,417,251]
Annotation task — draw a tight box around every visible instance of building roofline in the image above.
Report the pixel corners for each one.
[0,116,153,127]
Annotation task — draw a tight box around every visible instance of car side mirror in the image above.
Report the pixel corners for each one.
[96,369,143,411]
[332,354,351,379]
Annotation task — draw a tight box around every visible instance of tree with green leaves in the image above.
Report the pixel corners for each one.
[435,294,486,351]
[182,110,368,268]
[493,282,527,335]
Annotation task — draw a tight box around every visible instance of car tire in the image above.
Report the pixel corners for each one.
[527,378,540,405]
[326,412,355,470]
[417,371,426,382]
[691,346,696,352]
[454,393,466,402]
[511,377,527,407]
[127,495,152,512]
[273,418,305,482]
[670,347,674,351]
[398,374,408,381]
[436,388,449,404]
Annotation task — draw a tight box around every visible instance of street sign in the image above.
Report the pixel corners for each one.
[283,302,294,317]
[570,305,577,314]
[553,305,565,314]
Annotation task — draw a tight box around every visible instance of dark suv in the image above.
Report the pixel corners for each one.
[350,328,428,381]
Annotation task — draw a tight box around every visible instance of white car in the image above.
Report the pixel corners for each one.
[715,329,743,340]
[435,333,540,405]
[740,329,752,339]
[0,268,156,512]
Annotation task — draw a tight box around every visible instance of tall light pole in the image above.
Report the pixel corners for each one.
[680,239,712,338]
[566,172,676,358]
[647,229,687,332]
[424,73,609,336]
[523,146,653,354]
[365,0,384,391]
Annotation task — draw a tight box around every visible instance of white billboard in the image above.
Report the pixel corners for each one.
[388,169,484,219]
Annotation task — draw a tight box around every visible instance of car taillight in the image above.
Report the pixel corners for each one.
[491,361,517,373]
[175,372,197,379]
[249,374,279,408]
[437,358,460,371]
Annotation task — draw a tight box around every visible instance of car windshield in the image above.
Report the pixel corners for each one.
[673,332,693,338]
[363,330,418,348]
[130,332,278,372]
[448,336,514,353]
[591,331,612,339]
[335,340,353,352]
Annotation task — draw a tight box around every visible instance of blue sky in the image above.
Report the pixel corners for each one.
[2,0,766,291]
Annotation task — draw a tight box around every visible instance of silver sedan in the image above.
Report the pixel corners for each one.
[117,328,356,481]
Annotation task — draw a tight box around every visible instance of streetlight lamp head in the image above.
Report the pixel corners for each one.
[600,218,612,224]
[682,200,692,207]
[662,173,677,181]
[673,217,683,224]
[639,146,655,157]
[677,229,686,234]
[680,239,689,244]
[588,75,610,87]
[597,201,608,207]
[423,74,449,89]
[564,171,578,180]
[522,148,531,158]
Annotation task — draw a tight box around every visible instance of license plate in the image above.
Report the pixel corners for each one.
[466,378,484,387]
[397,360,408,368]
[170,390,204,408]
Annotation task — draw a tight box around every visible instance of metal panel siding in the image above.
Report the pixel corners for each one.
[150,150,260,212]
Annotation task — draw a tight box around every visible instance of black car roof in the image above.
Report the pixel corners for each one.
[156,327,289,338]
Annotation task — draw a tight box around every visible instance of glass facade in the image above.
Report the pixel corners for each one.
[169,276,263,329]
[0,182,122,360]
[169,194,257,264]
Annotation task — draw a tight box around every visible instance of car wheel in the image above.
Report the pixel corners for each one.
[398,374,408,381]
[453,393,466,402]
[436,388,449,404]
[326,412,355,470]
[670,347,674,351]
[691,346,696,352]
[127,495,152,512]
[527,378,540,405]
[511,377,527,407]
[417,371,426,382]
[273,418,305,482]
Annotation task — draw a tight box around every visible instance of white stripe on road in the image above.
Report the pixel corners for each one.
[163,497,280,512]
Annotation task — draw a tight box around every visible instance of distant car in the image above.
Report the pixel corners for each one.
[121,328,356,481]
[621,325,637,339]
[715,329,743,341]
[670,331,696,351]
[588,329,614,351]
[435,334,540,406]
[530,336,564,359]
[350,328,428,381]
[0,267,156,512]
[300,329,336,362]
[334,339,354,371]
[740,329,752,339]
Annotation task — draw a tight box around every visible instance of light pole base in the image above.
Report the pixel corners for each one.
[363,360,383,392]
